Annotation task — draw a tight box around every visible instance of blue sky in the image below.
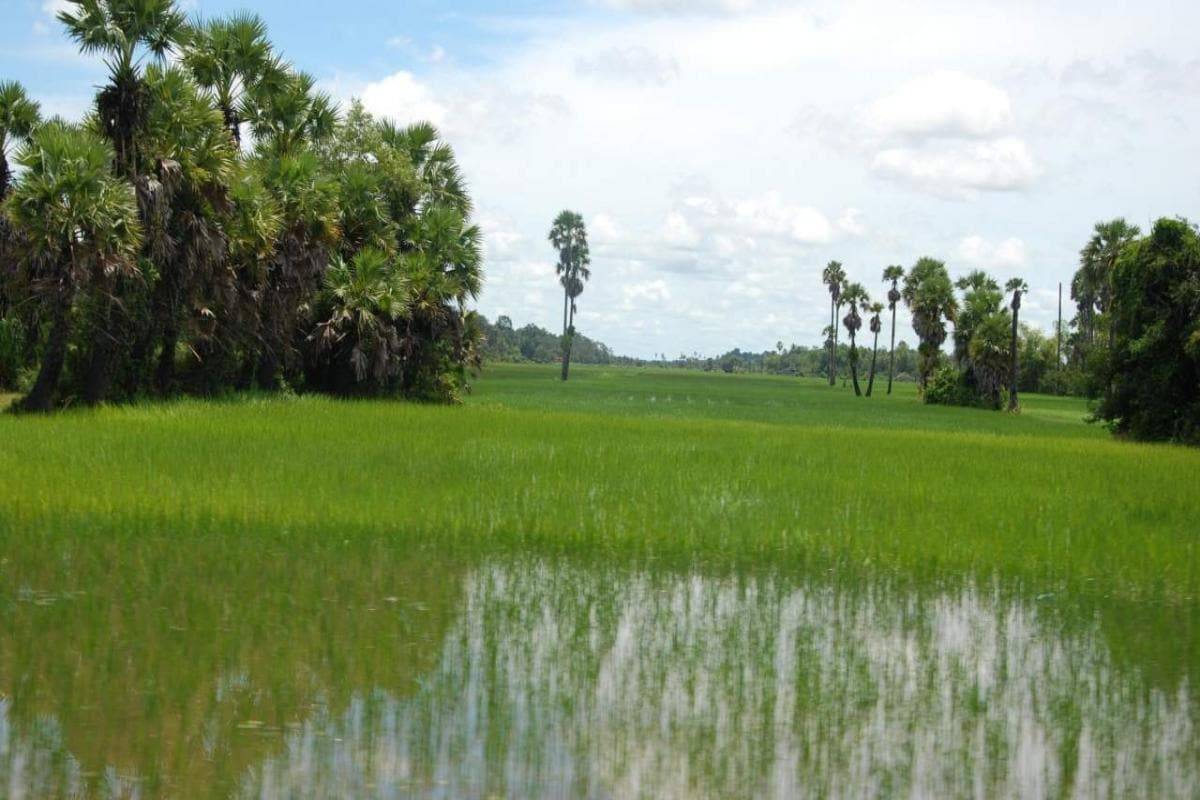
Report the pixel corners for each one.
[5,0,1200,357]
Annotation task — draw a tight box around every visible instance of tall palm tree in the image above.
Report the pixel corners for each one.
[1006,277,1028,412]
[6,123,141,412]
[0,82,42,325]
[253,148,341,387]
[882,265,904,394]
[1073,218,1139,350]
[57,0,188,177]
[865,302,884,397]
[548,210,590,381]
[968,312,1011,410]
[953,269,1002,369]
[181,13,285,146]
[902,257,957,393]
[0,82,41,200]
[135,63,236,394]
[840,281,868,396]
[822,260,846,386]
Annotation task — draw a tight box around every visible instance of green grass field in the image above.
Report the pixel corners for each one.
[1,363,1196,601]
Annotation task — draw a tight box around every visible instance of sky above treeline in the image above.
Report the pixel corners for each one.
[4,0,1199,358]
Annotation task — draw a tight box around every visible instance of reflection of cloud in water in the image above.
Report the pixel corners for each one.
[235,561,1198,799]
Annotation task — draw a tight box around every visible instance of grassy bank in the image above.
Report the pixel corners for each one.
[1,364,1196,601]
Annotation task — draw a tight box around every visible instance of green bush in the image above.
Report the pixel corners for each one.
[924,365,1001,408]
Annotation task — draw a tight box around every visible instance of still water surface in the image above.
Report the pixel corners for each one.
[1,542,1197,798]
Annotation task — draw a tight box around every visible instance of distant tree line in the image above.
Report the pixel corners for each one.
[0,1,484,411]
[479,315,613,365]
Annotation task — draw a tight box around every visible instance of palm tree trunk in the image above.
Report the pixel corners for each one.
[1008,301,1020,412]
[828,300,836,386]
[0,151,10,203]
[561,300,575,382]
[562,287,569,338]
[849,336,861,396]
[19,259,74,413]
[866,332,879,397]
[155,323,179,394]
[887,306,897,395]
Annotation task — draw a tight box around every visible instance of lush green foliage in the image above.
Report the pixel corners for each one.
[1096,218,1200,443]
[0,4,482,409]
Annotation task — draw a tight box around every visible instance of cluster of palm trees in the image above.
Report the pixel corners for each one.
[0,1,483,411]
[821,261,897,397]
[822,258,1028,409]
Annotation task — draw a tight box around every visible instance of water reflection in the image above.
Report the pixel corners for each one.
[244,561,1197,798]
[3,552,1198,798]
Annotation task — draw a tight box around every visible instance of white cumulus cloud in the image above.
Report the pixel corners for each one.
[868,71,1014,139]
[957,235,1028,269]
[872,137,1039,197]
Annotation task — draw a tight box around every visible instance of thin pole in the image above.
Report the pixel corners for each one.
[1057,281,1063,370]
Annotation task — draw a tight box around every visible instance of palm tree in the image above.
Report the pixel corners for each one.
[865,302,884,397]
[181,13,285,146]
[379,121,472,218]
[394,203,482,397]
[902,257,957,393]
[882,265,904,394]
[840,282,868,396]
[1006,277,1028,412]
[822,260,846,386]
[1073,218,1139,350]
[245,70,339,159]
[57,0,188,177]
[0,82,42,326]
[134,63,236,394]
[548,210,590,381]
[953,270,1002,369]
[7,123,141,412]
[0,82,41,200]
[310,247,407,392]
[968,312,1011,410]
[253,148,341,387]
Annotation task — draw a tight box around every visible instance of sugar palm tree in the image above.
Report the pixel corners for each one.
[840,281,868,396]
[57,0,188,177]
[1006,277,1029,412]
[1074,218,1139,349]
[865,302,884,397]
[379,121,471,218]
[882,265,904,394]
[7,123,141,412]
[822,260,846,386]
[244,70,339,159]
[310,247,407,392]
[968,312,1011,410]
[548,210,590,381]
[0,82,41,199]
[135,63,236,393]
[953,269,1001,369]
[182,12,286,146]
[902,257,957,393]
[0,82,42,324]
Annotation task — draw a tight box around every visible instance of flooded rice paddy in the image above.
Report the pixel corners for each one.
[3,539,1197,798]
